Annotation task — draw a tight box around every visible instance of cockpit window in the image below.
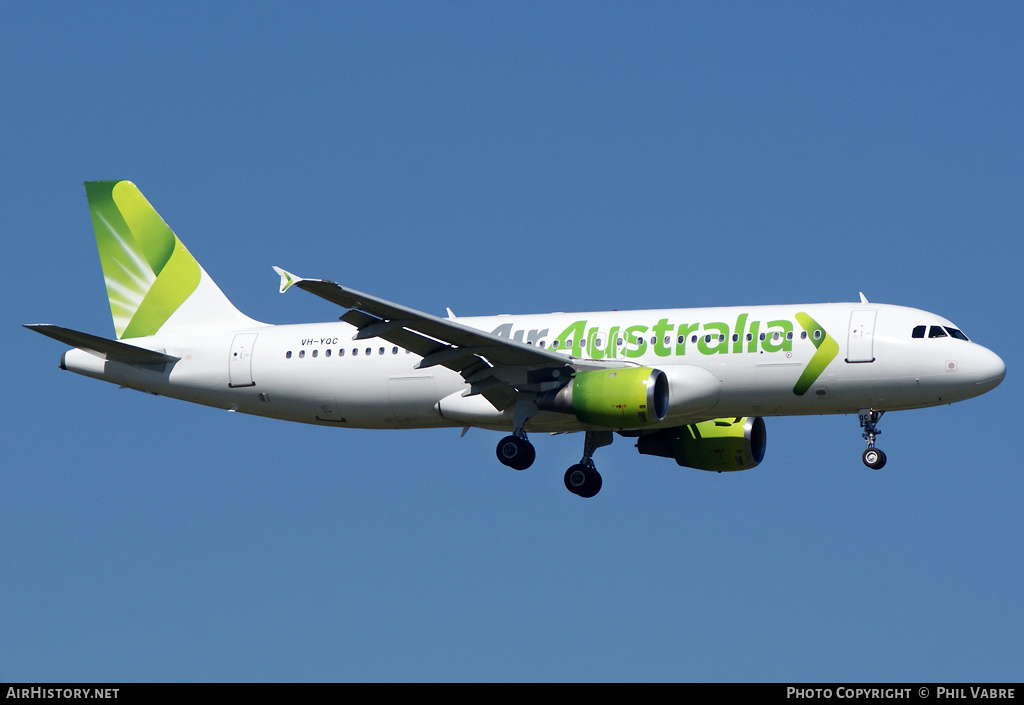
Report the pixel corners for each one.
[915,324,969,341]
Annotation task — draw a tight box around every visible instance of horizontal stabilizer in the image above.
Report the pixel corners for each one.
[24,324,179,365]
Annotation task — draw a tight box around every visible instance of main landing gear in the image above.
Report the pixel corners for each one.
[496,397,539,471]
[494,429,611,498]
[563,431,611,498]
[858,409,887,470]
[496,431,536,471]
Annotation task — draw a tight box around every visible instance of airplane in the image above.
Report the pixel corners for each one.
[26,181,1006,498]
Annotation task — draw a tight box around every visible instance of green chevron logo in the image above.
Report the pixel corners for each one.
[85,181,201,339]
[792,312,839,396]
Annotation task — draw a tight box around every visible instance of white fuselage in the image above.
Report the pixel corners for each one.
[61,302,1006,433]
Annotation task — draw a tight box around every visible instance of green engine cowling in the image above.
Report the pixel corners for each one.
[636,417,766,471]
[536,367,669,428]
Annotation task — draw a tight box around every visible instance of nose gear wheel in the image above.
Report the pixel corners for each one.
[858,410,887,469]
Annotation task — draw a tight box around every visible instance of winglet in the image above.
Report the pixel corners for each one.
[859,292,869,304]
[273,266,303,294]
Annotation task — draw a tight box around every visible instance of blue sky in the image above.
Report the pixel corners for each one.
[2,3,1021,682]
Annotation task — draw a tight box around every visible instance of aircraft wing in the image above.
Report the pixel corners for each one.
[273,267,612,410]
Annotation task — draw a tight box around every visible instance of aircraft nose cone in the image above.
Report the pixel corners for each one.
[974,346,1006,393]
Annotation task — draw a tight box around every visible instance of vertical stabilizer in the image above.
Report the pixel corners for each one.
[85,181,259,339]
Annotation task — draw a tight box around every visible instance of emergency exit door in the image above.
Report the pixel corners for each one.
[229,333,258,387]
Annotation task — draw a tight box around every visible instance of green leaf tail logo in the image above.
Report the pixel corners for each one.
[792,312,838,396]
[85,181,201,339]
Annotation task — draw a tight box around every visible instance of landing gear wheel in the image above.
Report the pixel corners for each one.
[496,435,535,470]
[858,409,887,470]
[862,447,887,470]
[564,463,602,498]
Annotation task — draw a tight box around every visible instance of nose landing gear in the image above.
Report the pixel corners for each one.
[859,409,887,469]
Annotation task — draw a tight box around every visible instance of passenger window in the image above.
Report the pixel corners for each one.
[312,349,318,358]
[912,326,926,339]
[298,350,305,359]
[286,350,292,359]
[929,326,947,338]
[352,348,358,356]
[325,349,332,357]
[379,347,385,355]
[365,347,372,355]
[339,348,345,357]
[813,330,822,340]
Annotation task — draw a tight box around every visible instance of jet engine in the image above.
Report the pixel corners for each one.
[636,417,766,471]
[537,367,669,428]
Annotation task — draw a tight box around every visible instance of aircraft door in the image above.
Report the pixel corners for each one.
[229,333,258,387]
[847,310,877,363]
